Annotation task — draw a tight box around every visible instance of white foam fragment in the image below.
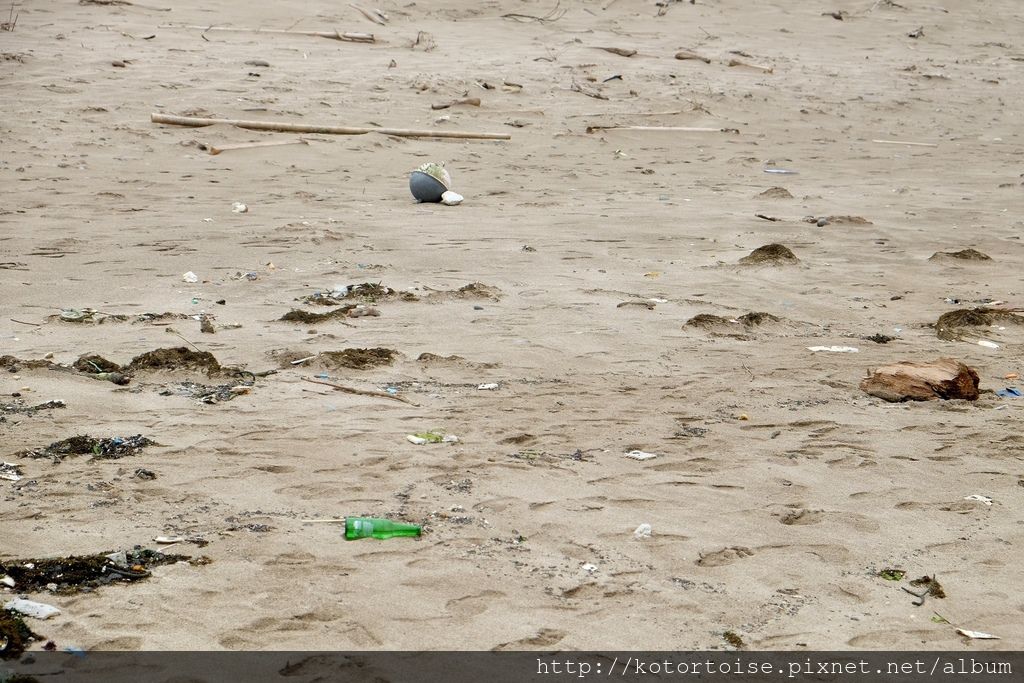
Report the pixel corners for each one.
[625,450,659,461]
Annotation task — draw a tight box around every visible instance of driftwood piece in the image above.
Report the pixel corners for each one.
[202,139,309,155]
[860,358,980,402]
[595,47,637,57]
[675,50,711,63]
[152,113,511,140]
[164,25,375,43]
[431,97,481,110]
[586,125,739,134]
[302,377,418,405]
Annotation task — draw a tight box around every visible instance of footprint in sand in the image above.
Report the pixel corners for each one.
[494,628,566,651]
[778,508,824,526]
[696,546,754,567]
[445,590,505,618]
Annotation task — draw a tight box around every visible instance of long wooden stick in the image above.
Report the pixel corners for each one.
[302,377,418,405]
[586,125,738,133]
[165,25,375,43]
[872,139,938,147]
[152,113,511,141]
[205,139,309,155]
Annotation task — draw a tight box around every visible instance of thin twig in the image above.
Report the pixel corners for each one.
[169,330,203,352]
[10,318,40,326]
[302,377,418,405]
[503,1,565,23]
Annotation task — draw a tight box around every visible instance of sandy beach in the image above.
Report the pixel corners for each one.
[2,0,1023,653]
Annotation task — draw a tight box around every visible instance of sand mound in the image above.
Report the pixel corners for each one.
[935,308,1024,341]
[758,186,793,199]
[739,244,799,265]
[929,248,992,262]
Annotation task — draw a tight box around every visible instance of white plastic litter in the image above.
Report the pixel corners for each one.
[807,346,859,353]
[581,563,597,573]
[231,202,248,213]
[0,462,22,482]
[957,628,1000,640]
[444,189,468,205]
[977,340,999,349]
[4,598,61,620]
[964,494,993,506]
[440,190,464,206]
[406,434,459,445]
[633,523,652,539]
[154,536,185,544]
[625,450,659,461]
[182,271,199,283]
[1,575,14,588]
[477,383,499,390]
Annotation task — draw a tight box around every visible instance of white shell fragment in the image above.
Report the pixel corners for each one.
[440,190,463,206]
[1,575,14,588]
[957,628,1000,640]
[977,340,999,349]
[625,450,659,461]
[182,271,199,283]
[633,523,652,539]
[231,202,248,213]
[963,494,993,505]
[807,346,859,353]
[5,598,61,620]
[477,383,499,390]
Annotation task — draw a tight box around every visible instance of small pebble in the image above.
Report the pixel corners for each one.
[816,217,829,227]
[473,305,484,310]
[111,60,126,68]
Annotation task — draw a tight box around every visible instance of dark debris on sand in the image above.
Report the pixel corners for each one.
[20,435,155,461]
[0,609,41,660]
[0,548,189,595]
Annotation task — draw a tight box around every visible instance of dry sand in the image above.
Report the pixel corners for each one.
[2,0,1023,652]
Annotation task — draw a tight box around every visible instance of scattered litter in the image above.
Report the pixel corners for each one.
[345,516,421,540]
[231,202,248,213]
[625,450,659,461]
[581,563,598,573]
[182,271,199,283]
[878,568,905,581]
[633,523,652,539]
[477,383,500,390]
[995,387,1021,398]
[0,462,22,482]
[407,431,459,445]
[134,468,156,480]
[410,161,452,203]
[808,346,859,353]
[4,599,61,620]
[59,308,97,323]
[963,494,992,505]
[956,629,999,640]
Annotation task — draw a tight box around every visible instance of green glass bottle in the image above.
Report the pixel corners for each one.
[345,517,422,540]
